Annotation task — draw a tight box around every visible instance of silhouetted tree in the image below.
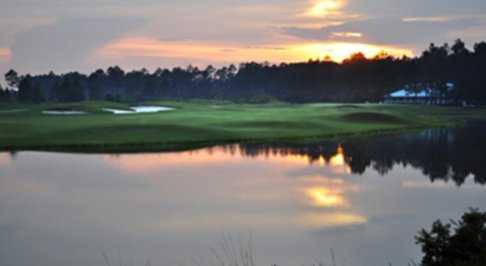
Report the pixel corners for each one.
[416,209,486,266]
[451,39,469,56]
[4,69,20,89]
[0,84,12,102]
[88,69,106,100]
[18,75,34,102]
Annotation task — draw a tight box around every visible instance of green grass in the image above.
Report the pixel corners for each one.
[0,100,485,152]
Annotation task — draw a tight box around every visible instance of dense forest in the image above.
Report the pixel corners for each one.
[1,39,485,104]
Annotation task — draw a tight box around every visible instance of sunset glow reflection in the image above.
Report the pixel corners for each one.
[103,144,355,174]
[306,187,348,208]
[0,153,10,166]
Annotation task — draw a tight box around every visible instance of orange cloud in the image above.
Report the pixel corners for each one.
[97,37,413,66]
[97,37,302,64]
[296,42,413,62]
[0,48,12,61]
[331,32,363,38]
[305,0,345,17]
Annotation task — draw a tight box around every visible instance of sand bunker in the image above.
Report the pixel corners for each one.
[103,106,174,114]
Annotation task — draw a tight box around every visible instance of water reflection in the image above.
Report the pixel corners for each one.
[306,186,350,208]
[105,121,486,186]
[103,144,363,230]
[0,152,11,166]
[229,123,486,186]
[1,124,486,266]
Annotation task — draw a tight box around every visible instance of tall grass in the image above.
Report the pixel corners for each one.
[209,233,256,266]
[98,233,423,266]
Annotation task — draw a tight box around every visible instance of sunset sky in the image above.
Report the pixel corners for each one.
[1,0,486,74]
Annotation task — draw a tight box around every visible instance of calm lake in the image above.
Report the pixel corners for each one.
[1,123,485,266]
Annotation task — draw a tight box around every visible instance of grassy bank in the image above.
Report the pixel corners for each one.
[0,100,485,152]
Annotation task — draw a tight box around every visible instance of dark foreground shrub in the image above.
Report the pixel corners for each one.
[415,208,486,266]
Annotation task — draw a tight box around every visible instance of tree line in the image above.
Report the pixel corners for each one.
[1,39,486,104]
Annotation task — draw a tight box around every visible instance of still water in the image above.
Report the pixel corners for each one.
[1,124,485,266]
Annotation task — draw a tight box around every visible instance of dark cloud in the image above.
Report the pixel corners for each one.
[10,17,146,74]
[346,0,486,17]
[281,16,486,49]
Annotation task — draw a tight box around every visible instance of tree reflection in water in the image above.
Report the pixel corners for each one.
[231,122,486,186]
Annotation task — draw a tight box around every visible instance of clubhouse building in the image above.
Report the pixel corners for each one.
[384,83,455,105]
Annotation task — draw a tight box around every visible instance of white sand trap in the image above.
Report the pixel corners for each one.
[102,108,134,114]
[103,106,174,114]
[132,106,173,113]
[42,110,86,115]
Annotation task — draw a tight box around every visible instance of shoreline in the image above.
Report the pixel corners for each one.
[0,124,454,154]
